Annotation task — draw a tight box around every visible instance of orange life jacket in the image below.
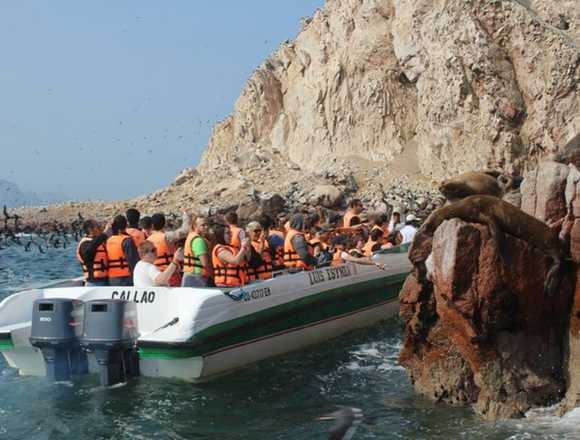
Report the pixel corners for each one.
[228,225,242,250]
[283,229,313,270]
[147,231,175,270]
[76,237,108,280]
[343,211,361,228]
[126,227,145,248]
[371,224,389,241]
[183,231,211,277]
[106,234,132,278]
[247,240,274,281]
[362,240,380,257]
[212,244,246,287]
[332,249,344,266]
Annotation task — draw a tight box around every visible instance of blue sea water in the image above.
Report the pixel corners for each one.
[1,245,580,439]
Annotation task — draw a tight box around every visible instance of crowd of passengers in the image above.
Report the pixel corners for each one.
[76,199,420,289]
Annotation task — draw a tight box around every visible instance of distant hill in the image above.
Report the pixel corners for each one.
[0,179,66,208]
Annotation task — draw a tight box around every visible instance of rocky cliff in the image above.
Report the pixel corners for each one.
[196,0,579,192]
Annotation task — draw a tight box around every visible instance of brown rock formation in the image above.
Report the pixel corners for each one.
[400,217,573,419]
[556,162,580,414]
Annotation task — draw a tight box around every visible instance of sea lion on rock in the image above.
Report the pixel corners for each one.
[439,172,503,203]
[409,195,563,296]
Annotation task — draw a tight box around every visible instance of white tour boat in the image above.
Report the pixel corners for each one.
[0,247,411,383]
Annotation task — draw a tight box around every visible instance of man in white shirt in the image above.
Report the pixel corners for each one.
[134,240,183,287]
[399,214,419,244]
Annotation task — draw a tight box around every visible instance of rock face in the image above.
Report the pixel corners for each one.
[400,217,573,419]
[520,161,570,225]
[200,0,579,184]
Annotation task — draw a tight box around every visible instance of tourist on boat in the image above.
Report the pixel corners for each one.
[147,212,191,270]
[388,209,403,232]
[257,214,284,270]
[362,228,384,257]
[349,235,366,258]
[246,221,274,281]
[134,240,183,287]
[106,215,140,286]
[76,219,110,287]
[211,224,250,287]
[385,230,401,248]
[224,212,246,250]
[310,225,333,266]
[371,213,390,238]
[284,213,317,270]
[400,214,419,244]
[182,216,213,287]
[126,208,145,247]
[140,215,153,238]
[310,225,333,252]
[342,199,366,229]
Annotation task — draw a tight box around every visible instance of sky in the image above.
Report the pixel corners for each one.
[0,1,324,201]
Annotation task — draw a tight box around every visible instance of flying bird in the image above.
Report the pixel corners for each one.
[317,407,364,440]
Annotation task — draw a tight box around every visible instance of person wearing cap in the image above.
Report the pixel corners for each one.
[245,221,275,281]
[400,214,419,244]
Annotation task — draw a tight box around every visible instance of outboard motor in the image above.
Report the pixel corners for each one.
[29,298,88,381]
[79,299,139,387]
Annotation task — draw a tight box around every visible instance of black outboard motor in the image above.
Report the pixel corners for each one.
[29,298,88,381]
[79,299,139,387]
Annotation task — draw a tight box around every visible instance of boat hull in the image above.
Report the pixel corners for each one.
[140,296,399,382]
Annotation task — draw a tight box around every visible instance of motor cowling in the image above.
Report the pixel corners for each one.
[29,298,88,381]
[79,299,139,386]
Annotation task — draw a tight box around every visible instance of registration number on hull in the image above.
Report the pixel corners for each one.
[307,265,353,286]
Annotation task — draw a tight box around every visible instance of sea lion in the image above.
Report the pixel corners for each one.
[554,133,580,167]
[439,172,503,203]
[409,195,563,296]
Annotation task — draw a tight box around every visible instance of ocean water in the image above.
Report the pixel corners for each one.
[1,246,580,439]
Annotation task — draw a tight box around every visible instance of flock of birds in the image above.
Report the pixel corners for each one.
[0,206,84,254]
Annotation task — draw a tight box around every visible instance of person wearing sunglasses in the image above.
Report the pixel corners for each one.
[134,240,183,287]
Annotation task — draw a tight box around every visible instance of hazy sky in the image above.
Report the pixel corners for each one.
[0,1,323,201]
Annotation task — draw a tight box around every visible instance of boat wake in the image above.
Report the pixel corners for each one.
[497,405,580,440]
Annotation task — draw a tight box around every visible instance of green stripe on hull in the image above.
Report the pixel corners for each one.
[0,341,14,351]
[139,272,407,360]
